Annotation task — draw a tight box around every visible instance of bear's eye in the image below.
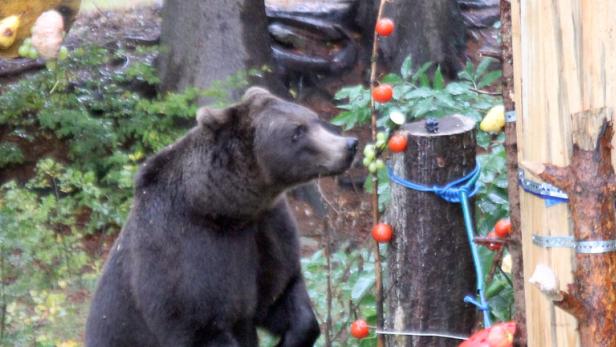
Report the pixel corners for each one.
[292,125,307,142]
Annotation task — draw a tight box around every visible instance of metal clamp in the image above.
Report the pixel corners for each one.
[532,235,616,254]
[505,110,516,123]
[518,169,568,206]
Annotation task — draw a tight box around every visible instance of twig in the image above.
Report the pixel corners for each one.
[369,1,388,347]
[486,247,504,283]
[479,50,503,60]
[316,178,341,216]
[324,218,333,347]
[0,247,6,340]
[554,289,586,320]
[470,87,502,96]
[52,178,73,279]
[88,0,112,20]
[473,236,508,245]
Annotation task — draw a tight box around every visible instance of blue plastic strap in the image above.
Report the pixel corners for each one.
[386,165,481,203]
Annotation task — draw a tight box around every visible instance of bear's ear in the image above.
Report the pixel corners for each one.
[196,106,234,129]
[241,86,271,101]
[240,86,277,108]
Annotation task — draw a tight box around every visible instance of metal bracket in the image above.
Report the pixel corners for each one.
[532,235,616,254]
[505,110,516,123]
[518,169,568,206]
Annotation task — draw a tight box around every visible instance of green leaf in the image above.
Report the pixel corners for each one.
[359,336,378,347]
[486,278,508,298]
[400,56,413,80]
[458,60,474,81]
[433,66,445,90]
[334,85,362,100]
[412,62,433,84]
[330,111,357,130]
[404,87,433,99]
[477,70,503,89]
[475,57,494,79]
[413,99,435,118]
[434,91,455,108]
[488,191,509,205]
[351,275,375,301]
[445,82,470,95]
[381,73,403,84]
[419,74,431,88]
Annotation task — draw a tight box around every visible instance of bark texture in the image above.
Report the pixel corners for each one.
[380,0,466,77]
[532,108,616,347]
[158,0,286,97]
[499,0,526,345]
[385,115,477,347]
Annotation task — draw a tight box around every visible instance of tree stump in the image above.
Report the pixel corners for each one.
[380,0,466,77]
[525,108,616,346]
[158,0,287,98]
[385,115,477,347]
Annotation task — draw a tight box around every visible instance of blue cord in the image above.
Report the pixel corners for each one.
[387,163,492,327]
[386,165,480,203]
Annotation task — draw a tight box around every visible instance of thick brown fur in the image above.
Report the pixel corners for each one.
[85,87,357,347]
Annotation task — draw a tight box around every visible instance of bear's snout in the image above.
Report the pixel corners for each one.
[345,138,358,153]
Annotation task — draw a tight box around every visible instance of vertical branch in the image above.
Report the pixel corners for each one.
[324,218,333,347]
[499,0,526,344]
[52,178,73,279]
[0,247,6,341]
[369,1,388,347]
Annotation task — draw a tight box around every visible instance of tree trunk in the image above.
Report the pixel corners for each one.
[385,115,477,347]
[158,0,286,97]
[530,108,616,347]
[499,0,526,345]
[379,0,466,77]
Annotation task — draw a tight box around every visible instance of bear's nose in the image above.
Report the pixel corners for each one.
[346,138,359,153]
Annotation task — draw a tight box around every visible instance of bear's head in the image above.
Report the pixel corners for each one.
[196,87,358,189]
[135,87,358,219]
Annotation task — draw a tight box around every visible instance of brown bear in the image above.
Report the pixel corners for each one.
[85,87,358,347]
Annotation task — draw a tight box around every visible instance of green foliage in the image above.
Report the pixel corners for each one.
[333,57,504,210]
[0,142,24,167]
[257,246,381,347]
[303,246,382,347]
[0,45,242,346]
[333,57,501,149]
[331,57,513,334]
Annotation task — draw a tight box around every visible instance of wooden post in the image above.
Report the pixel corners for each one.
[385,115,477,347]
[512,0,616,345]
[524,108,616,346]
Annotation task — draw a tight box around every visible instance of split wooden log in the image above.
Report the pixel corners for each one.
[523,108,616,346]
[385,115,477,347]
